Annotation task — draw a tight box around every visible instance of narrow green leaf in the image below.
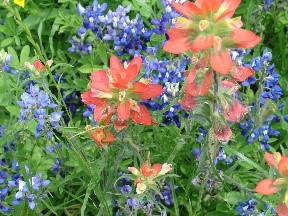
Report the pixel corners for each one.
[1,37,14,47]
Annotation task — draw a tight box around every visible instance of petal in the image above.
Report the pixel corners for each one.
[231,28,262,49]
[91,128,114,147]
[223,100,247,122]
[93,101,108,122]
[232,66,255,82]
[166,27,191,40]
[179,94,196,110]
[130,105,152,125]
[117,100,130,121]
[34,60,45,70]
[132,82,150,94]
[138,84,163,101]
[265,152,277,167]
[199,72,213,95]
[110,55,123,71]
[196,0,222,13]
[277,203,288,216]
[81,91,104,105]
[102,129,115,143]
[278,156,288,176]
[163,38,191,54]
[255,178,279,195]
[214,125,233,142]
[128,56,142,77]
[210,51,233,75]
[124,64,139,83]
[152,164,162,175]
[140,164,154,177]
[90,70,109,83]
[215,0,241,20]
[90,70,111,92]
[185,1,203,16]
[158,163,172,176]
[171,1,199,18]
[191,35,214,52]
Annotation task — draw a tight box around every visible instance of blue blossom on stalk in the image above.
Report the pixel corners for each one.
[143,56,188,126]
[10,166,50,210]
[70,1,152,56]
[17,84,63,138]
[236,199,257,216]
[236,49,283,150]
[151,0,188,35]
[0,49,18,74]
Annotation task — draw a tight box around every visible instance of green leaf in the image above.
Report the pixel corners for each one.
[140,6,153,18]
[20,45,30,66]
[224,192,245,204]
[6,106,20,116]
[7,47,20,65]
[78,65,102,73]
[1,37,14,47]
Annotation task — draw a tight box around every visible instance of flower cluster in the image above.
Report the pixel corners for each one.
[143,56,188,126]
[81,55,163,146]
[151,0,188,35]
[17,84,63,137]
[10,166,50,210]
[128,163,172,194]
[236,49,283,150]
[255,152,288,216]
[0,49,17,74]
[236,198,257,216]
[70,1,152,56]
[162,0,261,142]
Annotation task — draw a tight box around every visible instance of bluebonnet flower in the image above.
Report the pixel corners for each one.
[70,1,152,56]
[17,84,63,138]
[237,49,283,150]
[10,166,50,210]
[214,147,233,164]
[0,49,18,74]
[151,0,188,35]
[192,128,232,164]
[236,199,257,216]
[45,143,67,177]
[263,0,274,10]
[192,148,201,161]
[143,56,188,126]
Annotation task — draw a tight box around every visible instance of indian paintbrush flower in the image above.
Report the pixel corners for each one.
[255,152,288,216]
[164,0,261,74]
[81,55,163,131]
[128,163,172,194]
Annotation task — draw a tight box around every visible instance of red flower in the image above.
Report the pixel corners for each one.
[179,63,212,110]
[81,55,163,130]
[277,203,288,216]
[34,60,46,71]
[163,0,261,75]
[222,99,247,122]
[214,124,233,142]
[255,152,288,213]
[91,128,115,147]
